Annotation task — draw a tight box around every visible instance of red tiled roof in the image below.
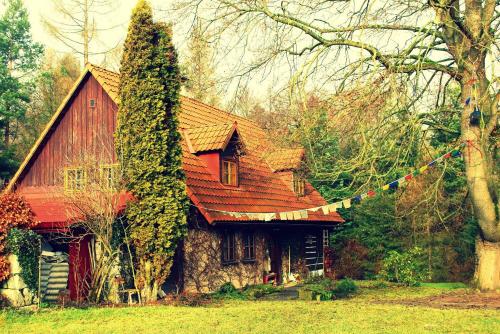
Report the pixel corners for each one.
[265,148,305,172]
[184,122,237,153]
[13,64,343,225]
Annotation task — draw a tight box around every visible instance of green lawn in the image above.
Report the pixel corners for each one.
[1,285,499,334]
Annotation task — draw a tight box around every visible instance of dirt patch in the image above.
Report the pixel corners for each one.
[388,291,500,310]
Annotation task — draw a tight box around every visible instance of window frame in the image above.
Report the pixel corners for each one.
[221,231,237,264]
[100,163,119,190]
[242,232,256,262]
[221,158,238,187]
[64,167,86,193]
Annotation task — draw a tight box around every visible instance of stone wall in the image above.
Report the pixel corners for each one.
[183,228,268,293]
[0,254,37,307]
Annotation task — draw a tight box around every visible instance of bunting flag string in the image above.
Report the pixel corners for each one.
[202,143,466,221]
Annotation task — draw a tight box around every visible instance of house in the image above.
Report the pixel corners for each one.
[4,64,343,299]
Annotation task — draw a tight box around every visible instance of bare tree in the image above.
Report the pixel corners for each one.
[56,150,137,303]
[183,18,220,106]
[43,0,121,64]
[179,0,499,290]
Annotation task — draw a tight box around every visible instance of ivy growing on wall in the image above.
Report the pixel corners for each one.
[6,228,41,291]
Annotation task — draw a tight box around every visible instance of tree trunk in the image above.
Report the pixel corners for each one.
[461,71,500,291]
[4,121,9,146]
[474,239,500,291]
[138,259,158,302]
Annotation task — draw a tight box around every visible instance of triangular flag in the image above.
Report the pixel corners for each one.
[353,195,362,203]
[367,190,376,197]
[428,160,437,167]
[327,203,337,212]
[443,152,452,159]
[300,210,308,219]
[264,213,276,221]
[419,165,428,173]
[389,180,399,189]
[293,211,301,220]
[451,149,461,157]
[382,184,390,191]
[342,198,351,209]
[309,206,321,212]
[465,97,471,105]
[405,174,413,181]
[321,205,330,215]
[279,212,287,220]
[360,193,368,200]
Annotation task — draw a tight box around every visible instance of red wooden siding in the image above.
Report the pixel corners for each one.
[18,74,118,190]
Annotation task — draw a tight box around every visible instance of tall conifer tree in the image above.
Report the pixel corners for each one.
[116,0,187,301]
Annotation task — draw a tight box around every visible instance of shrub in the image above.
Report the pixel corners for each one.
[333,278,358,298]
[333,240,369,279]
[213,282,245,300]
[379,247,429,286]
[242,284,282,299]
[6,228,41,291]
[0,193,39,283]
[302,278,336,300]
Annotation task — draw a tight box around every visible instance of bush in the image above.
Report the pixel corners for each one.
[333,278,358,298]
[301,278,336,300]
[242,284,282,299]
[379,247,429,286]
[6,228,41,291]
[0,193,39,283]
[213,282,246,300]
[332,240,369,279]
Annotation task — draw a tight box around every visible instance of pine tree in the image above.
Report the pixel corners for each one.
[116,0,187,302]
[0,0,43,183]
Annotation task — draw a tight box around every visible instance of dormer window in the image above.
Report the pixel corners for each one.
[222,159,238,186]
[293,172,305,197]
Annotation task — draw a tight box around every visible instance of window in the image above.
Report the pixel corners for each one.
[292,173,305,196]
[221,159,238,186]
[222,232,236,263]
[242,232,255,261]
[64,167,86,192]
[89,98,96,109]
[100,164,119,190]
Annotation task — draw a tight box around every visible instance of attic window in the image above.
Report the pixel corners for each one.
[292,172,305,197]
[222,159,238,186]
[89,98,96,109]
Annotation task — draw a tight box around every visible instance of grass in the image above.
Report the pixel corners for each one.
[1,284,499,334]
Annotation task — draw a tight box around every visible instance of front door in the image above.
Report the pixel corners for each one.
[269,234,282,284]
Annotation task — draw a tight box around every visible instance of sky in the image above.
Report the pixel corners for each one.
[22,0,278,106]
[25,1,181,63]
[16,0,500,110]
